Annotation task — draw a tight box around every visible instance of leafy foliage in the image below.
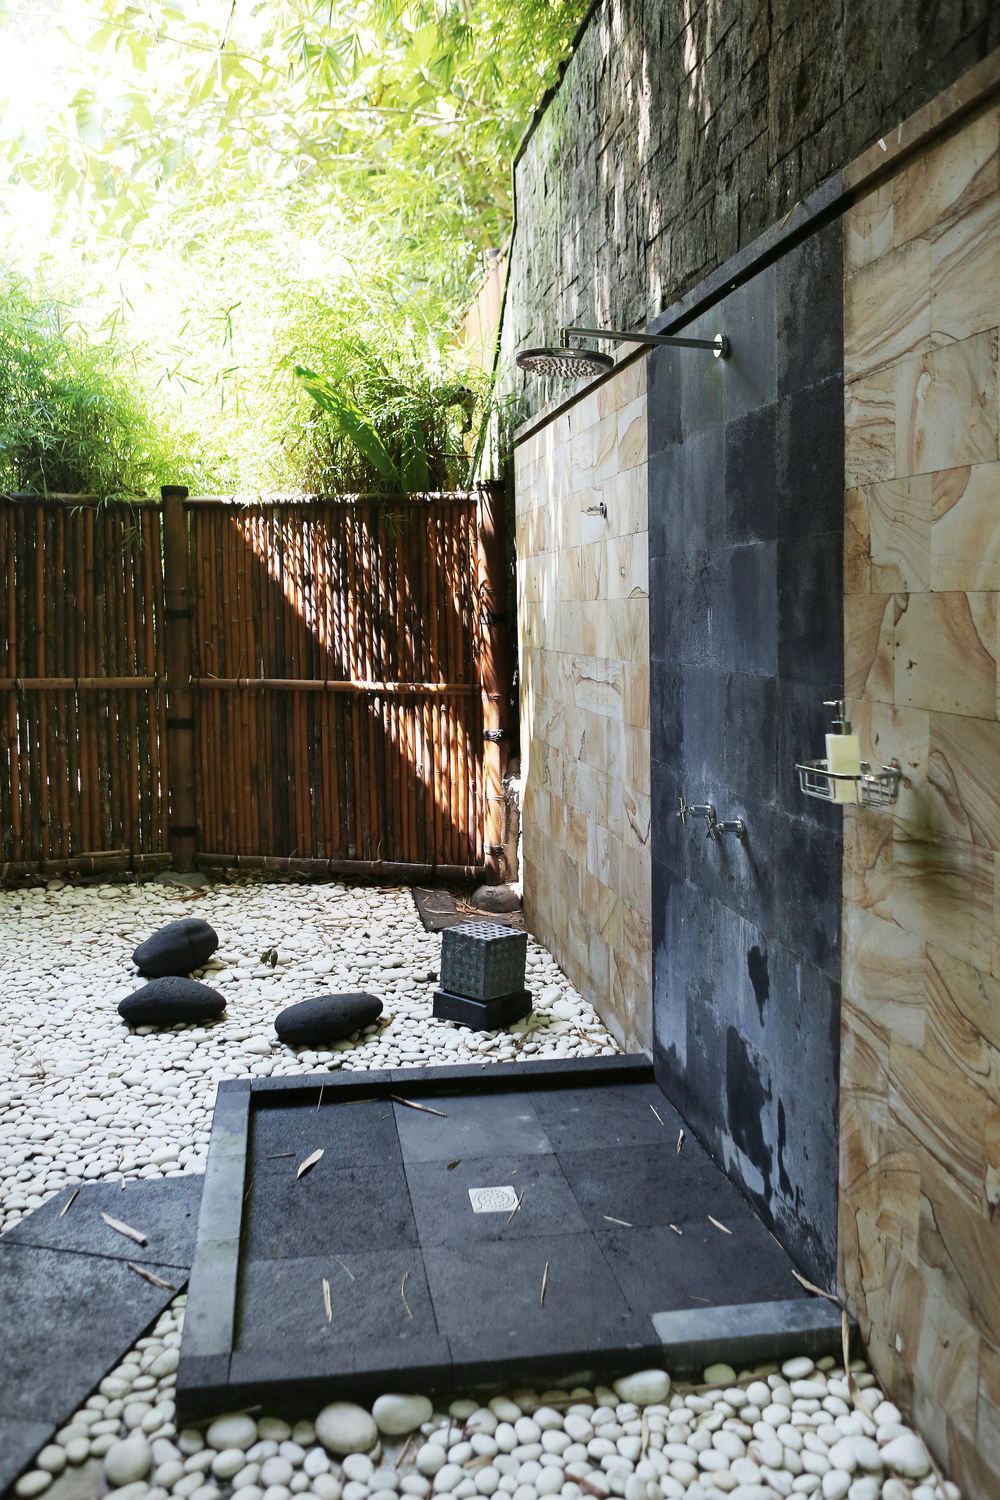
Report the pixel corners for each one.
[0,267,196,497]
[2,0,589,303]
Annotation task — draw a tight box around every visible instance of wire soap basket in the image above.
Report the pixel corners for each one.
[796,759,903,808]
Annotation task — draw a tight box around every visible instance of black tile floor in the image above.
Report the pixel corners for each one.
[0,1178,201,1496]
[218,1066,809,1412]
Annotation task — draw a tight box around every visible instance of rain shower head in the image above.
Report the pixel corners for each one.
[516,325,728,380]
[515,346,615,378]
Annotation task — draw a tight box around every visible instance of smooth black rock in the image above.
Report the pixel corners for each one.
[274,992,383,1046]
[119,977,226,1027]
[133,918,219,977]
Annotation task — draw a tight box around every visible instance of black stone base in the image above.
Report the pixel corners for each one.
[432,987,532,1030]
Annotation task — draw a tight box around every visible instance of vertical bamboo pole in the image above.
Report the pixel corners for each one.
[162,487,196,870]
[477,481,509,878]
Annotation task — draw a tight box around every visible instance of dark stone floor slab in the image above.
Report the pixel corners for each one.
[179,1061,821,1422]
[242,1157,418,1261]
[421,1231,632,1340]
[556,1141,761,1232]
[405,1153,588,1244]
[4,1177,203,1266]
[393,1093,553,1162]
[0,1177,201,1495]
[237,1250,437,1349]
[595,1219,804,1314]
[528,1081,685,1151]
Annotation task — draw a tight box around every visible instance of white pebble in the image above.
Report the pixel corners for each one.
[15,1474,53,1498]
[106,1435,154,1487]
[433,1466,466,1494]
[613,1374,670,1408]
[311,1478,343,1500]
[475,1472,500,1497]
[35,1448,67,1476]
[207,1417,258,1454]
[342,1457,375,1483]
[374,1397,434,1436]
[316,1407,378,1458]
[879,1434,930,1480]
[417,1446,448,1477]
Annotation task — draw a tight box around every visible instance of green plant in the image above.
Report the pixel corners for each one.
[0,267,198,499]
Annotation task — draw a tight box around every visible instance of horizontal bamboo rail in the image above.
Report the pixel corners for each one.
[2,849,172,878]
[0,677,159,691]
[190,678,474,695]
[194,853,481,880]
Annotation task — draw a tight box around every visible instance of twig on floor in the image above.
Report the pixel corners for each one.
[669,1224,683,1235]
[317,1084,324,1111]
[506,1190,525,1225]
[58,1188,79,1217]
[650,1105,664,1126]
[266,1152,295,1159]
[243,1178,254,1203]
[677,1128,685,1153]
[401,1269,413,1319]
[128,1261,176,1291]
[335,1257,355,1281]
[100,1212,147,1246]
[322,1277,332,1324]
[540,1260,549,1307]
[690,1294,710,1302]
[390,1095,447,1117]
[603,1215,632,1227]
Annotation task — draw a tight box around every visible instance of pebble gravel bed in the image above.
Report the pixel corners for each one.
[1,879,962,1500]
[14,1312,959,1500]
[0,879,618,1234]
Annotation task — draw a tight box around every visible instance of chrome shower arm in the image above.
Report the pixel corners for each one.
[561,325,728,357]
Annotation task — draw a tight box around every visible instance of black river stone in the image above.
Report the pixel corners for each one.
[119,977,226,1027]
[274,992,383,1046]
[133,918,219,978]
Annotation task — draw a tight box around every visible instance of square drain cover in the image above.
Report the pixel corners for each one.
[468,1185,518,1213]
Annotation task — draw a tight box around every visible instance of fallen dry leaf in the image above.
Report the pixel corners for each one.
[708,1215,732,1235]
[297,1149,324,1178]
[127,1262,176,1291]
[401,1269,413,1319]
[322,1277,332,1324]
[540,1259,549,1307]
[100,1212,147,1246]
[446,1160,461,1170]
[669,1223,683,1235]
[792,1266,841,1304]
[58,1188,79,1218]
[677,1128,685,1154]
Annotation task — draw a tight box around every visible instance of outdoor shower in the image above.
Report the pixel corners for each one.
[516,324,728,377]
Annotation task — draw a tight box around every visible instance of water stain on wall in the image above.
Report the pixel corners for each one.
[725,1025,774,1209]
[747,944,769,1024]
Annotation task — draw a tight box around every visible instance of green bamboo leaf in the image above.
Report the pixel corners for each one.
[294,365,400,486]
[400,418,428,493]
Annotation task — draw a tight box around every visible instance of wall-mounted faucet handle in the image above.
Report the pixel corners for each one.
[678,797,746,842]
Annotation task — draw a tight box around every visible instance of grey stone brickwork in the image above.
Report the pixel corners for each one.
[500,0,1000,412]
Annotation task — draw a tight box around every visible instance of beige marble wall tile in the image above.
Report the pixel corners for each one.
[895,105,1000,247]
[843,99,1000,1496]
[844,238,932,382]
[862,476,933,590]
[895,330,999,478]
[892,826,994,970]
[931,463,1000,593]
[894,590,997,719]
[516,375,650,1051]
[930,190,1000,346]
[843,903,926,1045]
[845,592,895,701]
[845,182,894,272]
[845,485,873,593]
[925,711,1000,849]
[845,368,897,486]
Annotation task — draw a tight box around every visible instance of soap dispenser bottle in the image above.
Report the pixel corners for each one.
[824,699,861,803]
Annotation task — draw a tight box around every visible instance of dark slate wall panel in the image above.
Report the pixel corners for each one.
[649,217,844,1288]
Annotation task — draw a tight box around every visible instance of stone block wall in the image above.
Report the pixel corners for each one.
[839,99,1000,1500]
[501,0,1000,417]
[514,360,652,1050]
[648,219,846,1287]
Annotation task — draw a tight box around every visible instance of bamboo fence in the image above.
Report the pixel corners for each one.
[0,491,488,878]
